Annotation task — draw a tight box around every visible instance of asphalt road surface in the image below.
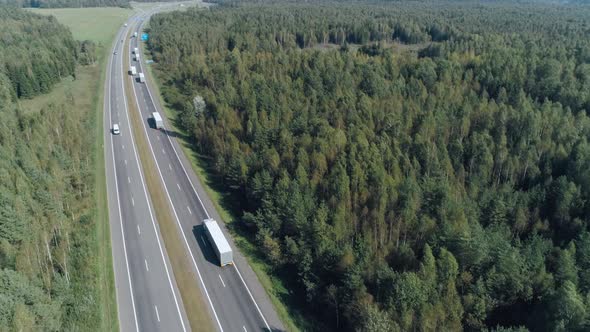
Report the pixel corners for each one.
[124,10,286,332]
[104,8,191,332]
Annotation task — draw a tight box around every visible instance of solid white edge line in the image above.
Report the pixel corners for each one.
[130,22,225,332]
[139,19,273,332]
[107,25,140,332]
[121,22,187,332]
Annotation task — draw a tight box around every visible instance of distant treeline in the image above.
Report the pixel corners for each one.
[149,2,590,331]
[0,0,183,8]
[0,8,103,330]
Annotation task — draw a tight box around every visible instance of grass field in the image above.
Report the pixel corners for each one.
[141,35,304,331]
[23,7,132,332]
[29,7,131,46]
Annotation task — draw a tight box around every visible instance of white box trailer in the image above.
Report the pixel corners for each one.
[203,219,233,266]
[134,54,140,61]
[129,66,137,75]
[138,73,145,83]
[152,112,163,129]
[133,47,138,54]
[133,32,138,38]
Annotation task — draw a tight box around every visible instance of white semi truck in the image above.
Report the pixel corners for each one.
[203,219,233,266]
[129,66,137,75]
[133,47,138,54]
[152,112,163,129]
[138,73,145,83]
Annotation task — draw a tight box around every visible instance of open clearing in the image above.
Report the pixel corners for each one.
[122,28,215,332]
[24,7,132,332]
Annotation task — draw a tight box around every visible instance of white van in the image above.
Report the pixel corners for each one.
[112,124,120,135]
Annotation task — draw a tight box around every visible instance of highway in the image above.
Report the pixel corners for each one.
[105,3,285,332]
[104,8,190,332]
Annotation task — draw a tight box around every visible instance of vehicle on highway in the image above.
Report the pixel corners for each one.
[112,124,120,135]
[129,66,137,76]
[203,218,233,266]
[114,51,117,55]
[138,73,145,84]
[124,23,128,27]
[152,111,163,128]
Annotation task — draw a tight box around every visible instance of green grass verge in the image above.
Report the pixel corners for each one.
[123,30,215,332]
[141,42,305,332]
[26,7,133,331]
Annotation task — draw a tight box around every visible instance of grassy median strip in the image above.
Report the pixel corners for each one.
[141,38,302,332]
[123,31,214,332]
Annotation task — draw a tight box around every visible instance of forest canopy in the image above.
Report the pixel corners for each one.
[0,8,104,330]
[148,2,590,331]
[0,0,191,8]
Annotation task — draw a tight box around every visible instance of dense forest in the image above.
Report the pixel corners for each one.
[148,2,590,331]
[0,0,188,9]
[0,8,103,330]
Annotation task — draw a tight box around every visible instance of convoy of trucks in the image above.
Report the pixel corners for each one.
[203,219,233,266]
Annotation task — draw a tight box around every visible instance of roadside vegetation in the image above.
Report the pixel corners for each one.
[123,27,215,332]
[0,6,128,331]
[147,2,590,331]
